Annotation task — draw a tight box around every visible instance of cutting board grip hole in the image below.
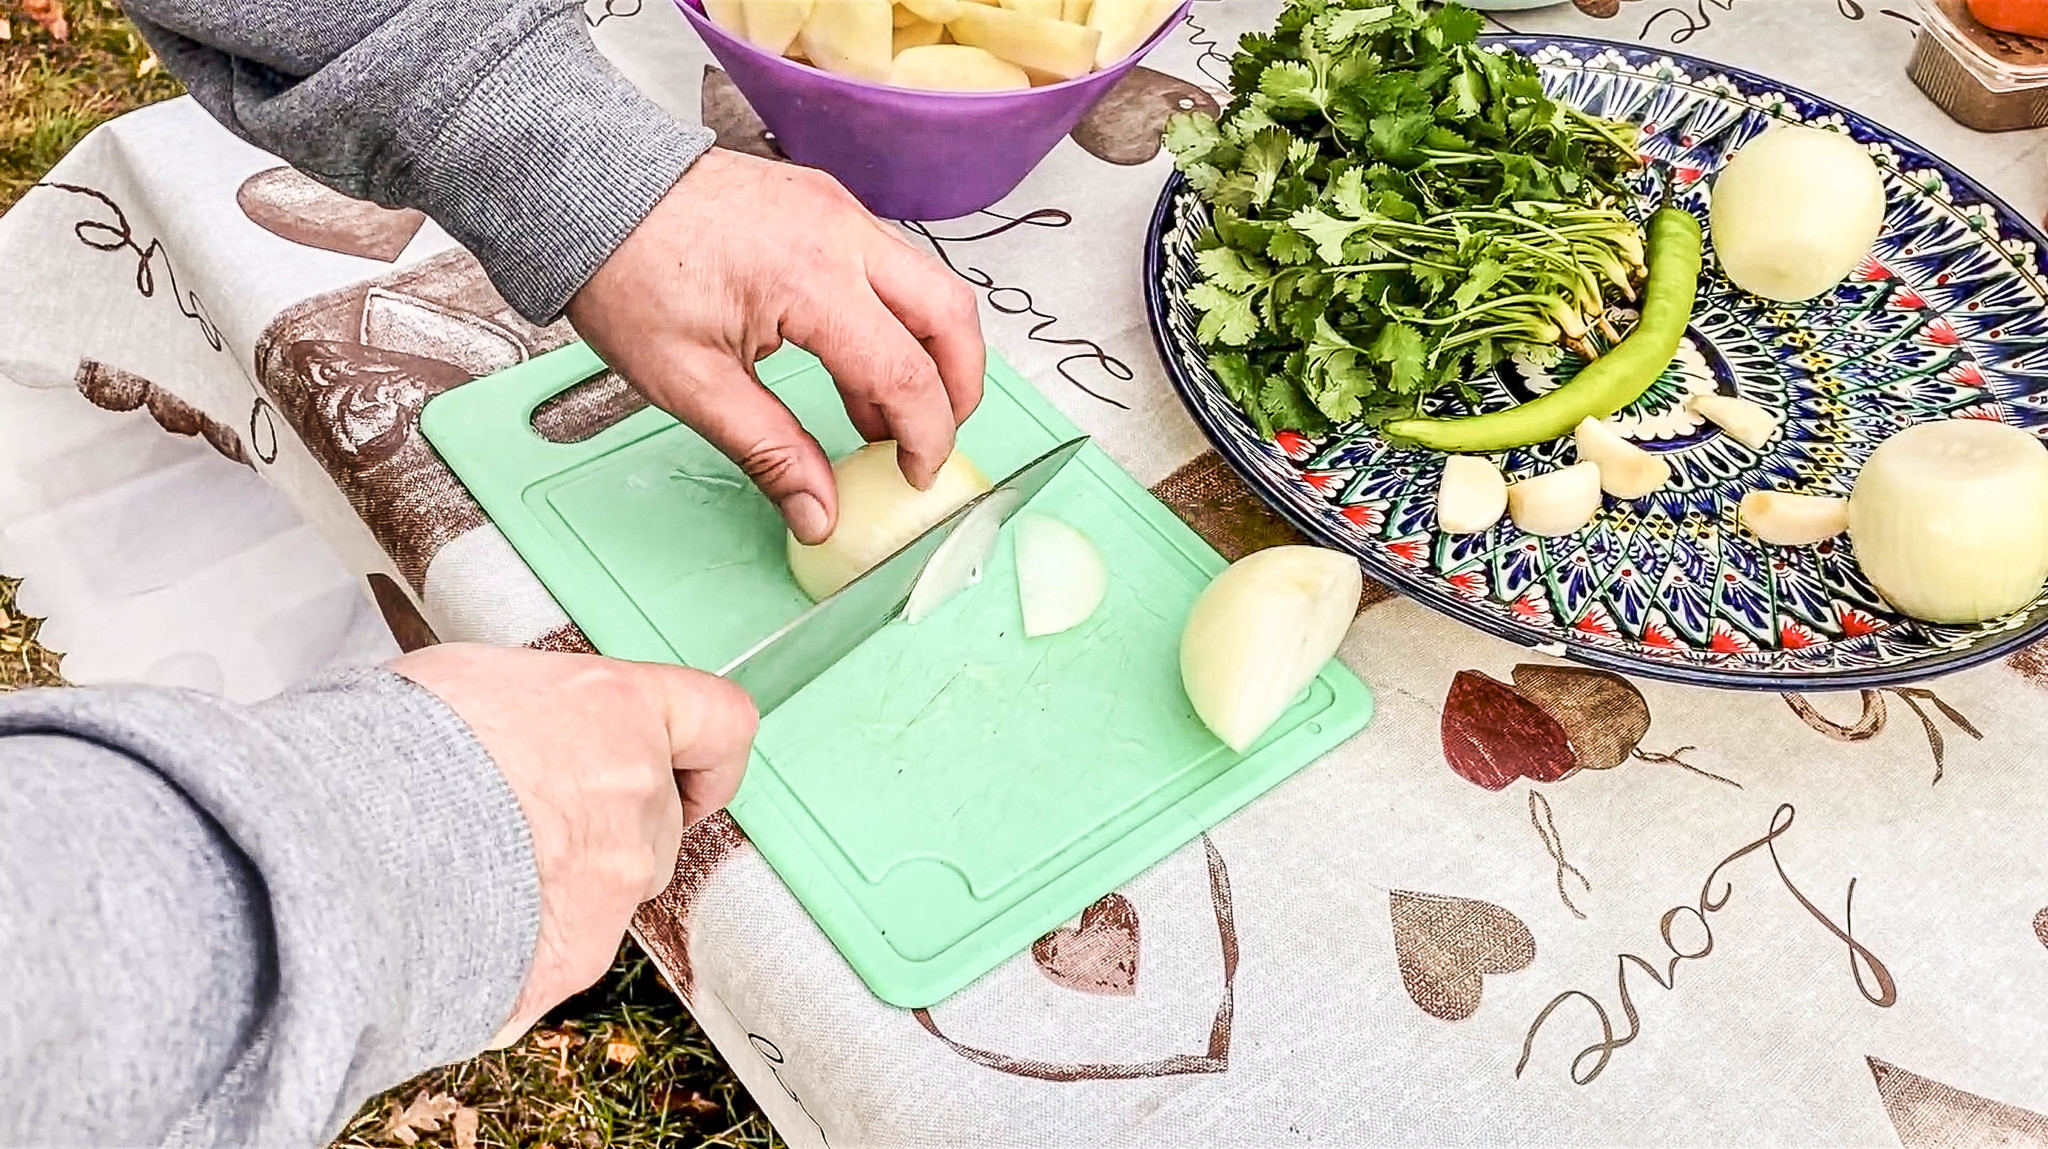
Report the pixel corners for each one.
[530,368,651,444]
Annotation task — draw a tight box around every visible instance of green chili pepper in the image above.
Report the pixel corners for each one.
[1380,205,1704,453]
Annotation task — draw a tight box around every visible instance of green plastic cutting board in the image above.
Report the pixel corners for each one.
[420,342,1373,1007]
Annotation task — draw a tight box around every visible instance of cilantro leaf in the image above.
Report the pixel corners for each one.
[1189,283,1261,347]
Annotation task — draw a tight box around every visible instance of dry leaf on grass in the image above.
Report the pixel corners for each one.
[451,1105,479,1149]
[647,1086,723,1118]
[22,0,68,40]
[1,17,13,40]
[604,1039,640,1068]
[384,1092,460,1145]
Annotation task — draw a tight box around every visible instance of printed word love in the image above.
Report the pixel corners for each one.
[1516,804,1896,1085]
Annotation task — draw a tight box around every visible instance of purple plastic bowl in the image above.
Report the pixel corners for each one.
[676,0,1194,219]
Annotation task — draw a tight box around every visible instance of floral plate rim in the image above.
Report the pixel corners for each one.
[1142,32,2048,693]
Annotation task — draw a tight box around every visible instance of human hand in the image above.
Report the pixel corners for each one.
[566,148,984,547]
[386,644,757,1048]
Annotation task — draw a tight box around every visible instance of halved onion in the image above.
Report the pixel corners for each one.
[1180,545,1361,753]
[786,442,991,601]
[1015,513,1108,637]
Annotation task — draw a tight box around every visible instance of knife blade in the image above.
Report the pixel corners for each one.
[717,436,1090,715]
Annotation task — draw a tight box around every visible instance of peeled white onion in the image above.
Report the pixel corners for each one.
[1709,125,1886,302]
[1015,514,1108,637]
[787,442,991,601]
[1180,545,1361,753]
[1848,419,2048,623]
[903,487,1021,624]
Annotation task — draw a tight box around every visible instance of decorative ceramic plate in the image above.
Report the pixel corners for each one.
[1145,35,2048,691]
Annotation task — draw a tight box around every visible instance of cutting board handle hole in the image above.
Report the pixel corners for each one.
[530,369,650,444]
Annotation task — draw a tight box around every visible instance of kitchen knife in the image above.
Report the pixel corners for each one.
[717,436,1090,715]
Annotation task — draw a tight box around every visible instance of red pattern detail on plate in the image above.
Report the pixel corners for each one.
[1780,620,1822,649]
[1961,403,2008,421]
[1855,254,1893,282]
[1675,164,1706,185]
[1342,504,1385,531]
[1709,623,1757,653]
[1890,287,1926,310]
[1946,361,1986,387]
[1303,471,1339,493]
[1641,619,1682,649]
[1386,537,1428,565]
[1448,569,1488,597]
[1509,592,1551,622]
[1572,605,1619,639]
[1274,430,1310,459]
[1923,318,1961,346]
[1840,607,1883,637]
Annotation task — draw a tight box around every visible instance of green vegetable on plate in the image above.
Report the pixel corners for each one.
[1163,0,1648,440]
[1382,204,1702,452]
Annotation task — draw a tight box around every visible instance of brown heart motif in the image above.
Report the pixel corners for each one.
[1390,890,1536,1022]
[2035,907,2047,951]
[237,167,426,263]
[1441,670,1578,791]
[1069,67,1220,166]
[1033,893,1140,996]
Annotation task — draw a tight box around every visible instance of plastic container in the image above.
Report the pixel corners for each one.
[1908,0,2048,132]
[674,0,1193,219]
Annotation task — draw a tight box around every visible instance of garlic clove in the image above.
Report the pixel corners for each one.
[1506,462,1603,537]
[1738,490,1849,546]
[1573,416,1672,499]
[1436,455,1508,534]
[1687,393,1781,450]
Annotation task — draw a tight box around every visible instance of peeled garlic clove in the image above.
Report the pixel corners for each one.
[1849,419,2048,624]
[1574,416,1671,499]
[1180,545,1361,754]
[1506,462,1603,537]
[1437,455,1508,534]
[1739,490,1849,546]
[1015,513,1108,637]
[1687,393,1781,450]
[787,442,991,601]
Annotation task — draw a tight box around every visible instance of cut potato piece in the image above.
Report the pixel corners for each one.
[1573,416,1671,499]
[799,0,894,81]
[706,0,750,35]
[1507,462,1603,537]
[1061,0,1093,21]
[740,0,813,54]
[892,3,921,27]
[947,3,1100,79]
[1180,546,1361,753]
[1086,0,1176,68]
[1000,0,1063,16]
[892,17,946,51]
[899,0,964,21]
[890,43,1030,88]
[1739,490,1849,546]
[1437,455,1507,535]
[1687,393,1780,450]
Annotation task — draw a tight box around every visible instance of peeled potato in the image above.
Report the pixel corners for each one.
[1086,0,1175,68]
[799,0,894,81]
[892,3,921,26]
[1709,125,1886,302]
[787,443,992,601]
[892,16,946,51]
[899,0,964,20]
[739,0,813,54]
[890,43,1030,89]
[1061,0,1092,21]
[706,0,750,35]
[1000,0,1063,17]
[947,3,1100,79]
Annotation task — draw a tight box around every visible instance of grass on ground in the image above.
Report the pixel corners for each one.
[2,4,776,1145]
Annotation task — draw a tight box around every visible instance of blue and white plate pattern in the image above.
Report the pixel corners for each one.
[1145,36,2048,690]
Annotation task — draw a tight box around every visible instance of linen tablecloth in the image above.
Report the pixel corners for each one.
[5,1,2048,1143]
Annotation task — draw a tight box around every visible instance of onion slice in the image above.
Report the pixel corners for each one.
[903,487,1022,624]
[1180,545,1361,753]
[787,442,991,601]
[1015,513,1108,637]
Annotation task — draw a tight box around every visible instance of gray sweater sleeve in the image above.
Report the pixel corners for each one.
[0,670,541,1148]
[119,0,715,323]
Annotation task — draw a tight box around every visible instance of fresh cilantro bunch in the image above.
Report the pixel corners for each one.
[1164,0,1645,438]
